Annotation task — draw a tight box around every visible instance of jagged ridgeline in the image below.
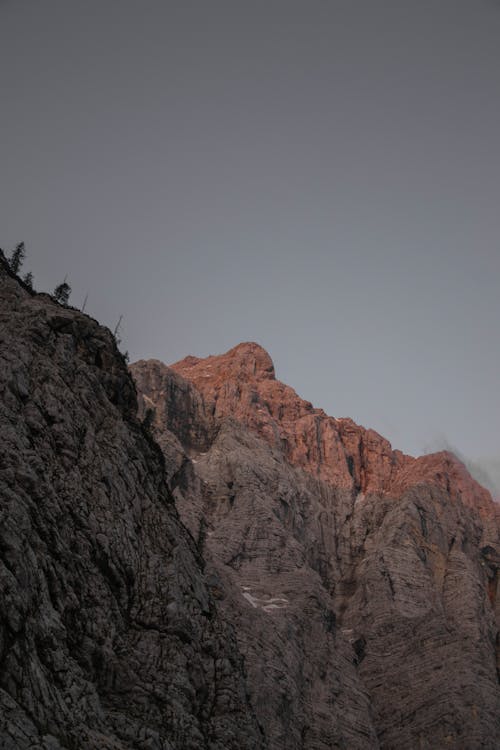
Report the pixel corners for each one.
[2,250,500,750]
[131,345,500,749]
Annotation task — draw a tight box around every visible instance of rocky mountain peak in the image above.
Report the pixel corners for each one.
[172,341,276,385]
[166,344,496,520]
[4,249,500,750]
[131,342,500,749]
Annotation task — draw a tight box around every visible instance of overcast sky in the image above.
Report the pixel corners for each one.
[1,0,499,465]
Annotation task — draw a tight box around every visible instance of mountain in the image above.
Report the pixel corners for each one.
[0,257,262,749]
[131,342,500,749]
[1,245,499,749]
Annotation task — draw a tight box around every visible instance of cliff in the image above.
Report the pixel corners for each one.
[2,245,499,750]
[132,342,500,749]
[0,261,263,749]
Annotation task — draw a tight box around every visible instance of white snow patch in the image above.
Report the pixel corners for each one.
[262,598,288,612]
[241,588,288,612]
[242,592,259,608]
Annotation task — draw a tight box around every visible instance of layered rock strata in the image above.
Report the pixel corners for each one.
[132,342,500,750]
[0,261,263,750]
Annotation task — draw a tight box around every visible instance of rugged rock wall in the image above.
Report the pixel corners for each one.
[132,342,500,750]
[3,244,499,750]
[0,262,263,750]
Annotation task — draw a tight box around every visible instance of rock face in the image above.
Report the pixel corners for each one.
[132,342,500,750]
[2,245,500,750]
[0,260,263,750]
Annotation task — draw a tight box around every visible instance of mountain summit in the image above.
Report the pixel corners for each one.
[1,247,500,750]
[132,344,500,749]
[173,342,276,382]
[168,343,496,515]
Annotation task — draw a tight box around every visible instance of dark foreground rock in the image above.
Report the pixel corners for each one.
[132,343,500,750]
[0,260,263,750]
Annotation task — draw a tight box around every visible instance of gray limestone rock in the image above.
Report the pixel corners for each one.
[0,259,263,750]
[3,246,499,750]
[132,351,500,750]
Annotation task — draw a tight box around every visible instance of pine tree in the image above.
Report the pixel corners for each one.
[9,242,25,274]
[23,271,34,289]
[53,281,71,305]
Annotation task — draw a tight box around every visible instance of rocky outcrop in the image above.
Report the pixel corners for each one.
[2,244,499,750]
[169,343,496,511]
[0,261,263,750]
[132,343,500,749]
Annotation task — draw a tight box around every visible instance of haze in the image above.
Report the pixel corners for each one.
[1,0,499,474]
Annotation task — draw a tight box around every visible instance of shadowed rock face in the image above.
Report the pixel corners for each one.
[132,344,500,750]
[0,262,263,750]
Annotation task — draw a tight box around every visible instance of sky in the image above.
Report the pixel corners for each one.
[1,0,499,471]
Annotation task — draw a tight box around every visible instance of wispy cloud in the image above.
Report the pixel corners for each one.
[423,437,500,499]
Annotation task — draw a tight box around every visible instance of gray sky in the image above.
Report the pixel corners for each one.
[1,0,499,465]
